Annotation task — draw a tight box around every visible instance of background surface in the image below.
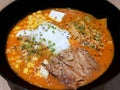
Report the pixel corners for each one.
[0,0,119,90]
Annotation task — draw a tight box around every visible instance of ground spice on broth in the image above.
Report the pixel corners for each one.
[6,8,114,89]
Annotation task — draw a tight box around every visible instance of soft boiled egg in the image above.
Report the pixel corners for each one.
[16,22,71,54]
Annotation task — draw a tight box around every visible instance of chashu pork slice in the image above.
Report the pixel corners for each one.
[43,47,98,89]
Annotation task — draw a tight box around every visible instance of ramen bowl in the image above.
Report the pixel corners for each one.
[0,0,120,90]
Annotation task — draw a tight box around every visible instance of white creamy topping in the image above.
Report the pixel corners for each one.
[16,22,70,54]
[16,30,31,38]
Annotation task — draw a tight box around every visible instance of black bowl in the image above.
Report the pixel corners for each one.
[0,0,120,90]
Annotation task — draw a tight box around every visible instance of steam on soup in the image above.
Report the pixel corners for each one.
[6,8,114,89]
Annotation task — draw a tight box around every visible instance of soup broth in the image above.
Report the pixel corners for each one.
[6,8,114,89]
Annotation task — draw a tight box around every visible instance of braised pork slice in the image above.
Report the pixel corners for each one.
[44,48,97,89]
